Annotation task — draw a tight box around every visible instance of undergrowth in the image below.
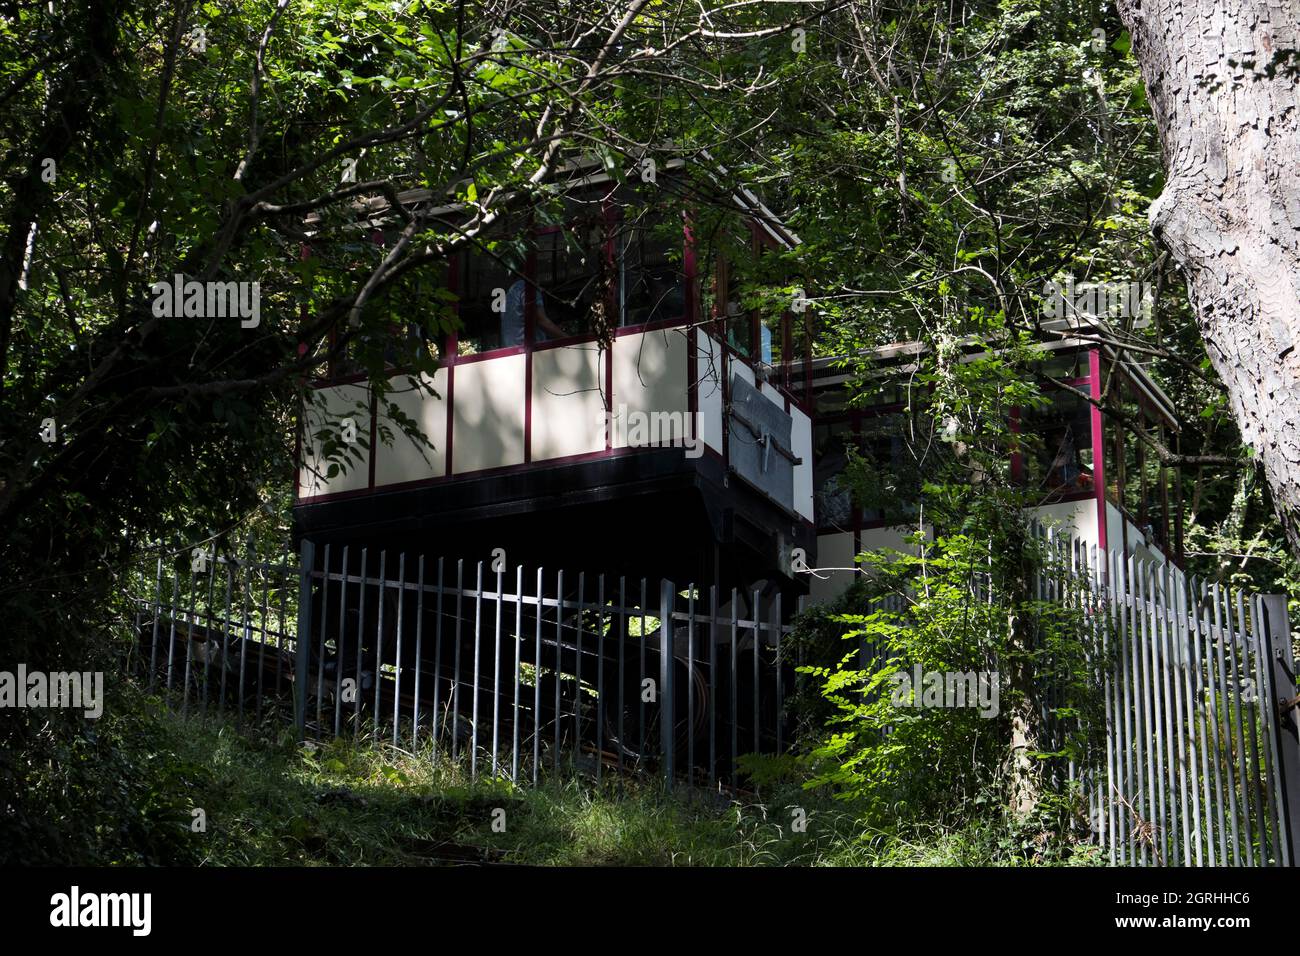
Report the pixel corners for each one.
[1,681,1103,867]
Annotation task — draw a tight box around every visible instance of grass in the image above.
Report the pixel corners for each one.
[144,703,1103,866]
[2,675,1104,866]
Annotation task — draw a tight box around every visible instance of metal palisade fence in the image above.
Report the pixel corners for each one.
[129,532,1300,865]
[1026,527,1300,867]
[133,542,298,725]
[133,539,801,791]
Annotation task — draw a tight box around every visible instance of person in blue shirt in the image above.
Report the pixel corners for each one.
[503,278,566,346]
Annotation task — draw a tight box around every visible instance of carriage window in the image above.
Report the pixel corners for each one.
[1039,350,1088,382]
[713,221,757,357]
[329,337,363,380]
[535,224,603,340]
[377,272,444,368]
[1134,416,1169,547]
[790,305,812,378]
[855,379,906,410]
[760,314,781,366]
[455,246,525,354]
[859,415,916,523]
[755,238,785,367]
[813,414,915,532]
[383,322,441,368]
[815,385,849,417]
[620,211,686,326]
[814,421,854,533]
[725,300,753,357]
[1100,379,1174,550]
[333,318,433,380]
[1105,405,1123,505]
[1149,446,1170,548]
[1023,389,1094,499]
[1121,399,1143,518]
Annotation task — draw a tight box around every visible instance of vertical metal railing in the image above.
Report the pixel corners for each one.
[1027,523,1299,867]
[131,532,1299,865]
[137,543,800,789]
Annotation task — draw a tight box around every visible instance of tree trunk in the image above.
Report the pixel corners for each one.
[1116,0,1300,550]
[1007,576,1041,818]
[1007,636,1041,819]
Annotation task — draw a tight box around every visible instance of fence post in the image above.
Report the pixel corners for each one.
[294,539,316,742]
[1261,594,1300,865]
[660,578,675,788]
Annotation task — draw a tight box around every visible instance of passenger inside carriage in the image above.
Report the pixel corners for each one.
[502,278,566,346]
[1023,389,1094,499]
[1045,424,1090,490]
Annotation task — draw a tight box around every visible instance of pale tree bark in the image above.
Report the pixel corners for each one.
[1116,0,1300,550]
[1006,531,1041,819]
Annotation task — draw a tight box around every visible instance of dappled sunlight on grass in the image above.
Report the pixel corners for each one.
[9,685,1104,866]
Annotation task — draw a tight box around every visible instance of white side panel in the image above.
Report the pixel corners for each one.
[532,344,605,460]
[791,404,814,522]
[803,525,935,604]
[1106,500,1173,571]
[1028,498,1099,548]
[859,525,925,555]
[611,328,689,447]
[731,360,756,387]
[1107,501,1125,562]
[452,354,526,474]
[1036,499,1180,579]
[696,333,724,453]
[373,370,448,488]
[298,384,371,498]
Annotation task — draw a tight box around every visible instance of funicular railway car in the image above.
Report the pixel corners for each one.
[291,160,1186,779]
[806,315,1186,602]
[293,159,817,775]
[296,163,816,591]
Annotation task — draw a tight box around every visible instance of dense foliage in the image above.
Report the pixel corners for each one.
[1,0,1292,862]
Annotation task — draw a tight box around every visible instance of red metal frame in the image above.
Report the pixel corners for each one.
[1090,347,1109,554]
